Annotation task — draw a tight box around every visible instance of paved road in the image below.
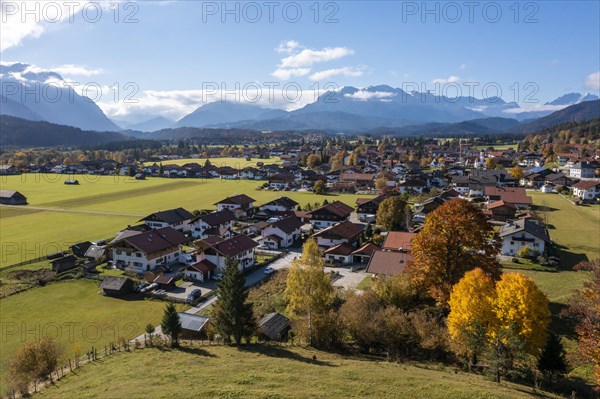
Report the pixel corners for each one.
[0,204,143,217]
[132,251,298,342]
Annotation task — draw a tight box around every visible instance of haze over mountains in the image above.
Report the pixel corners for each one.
[1,64,598,135]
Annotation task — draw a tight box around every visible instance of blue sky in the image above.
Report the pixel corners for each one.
[1,0,599,120]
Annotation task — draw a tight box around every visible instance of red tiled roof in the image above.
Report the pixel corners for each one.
[382,231,417,251]
[366,250,412,276]
[120,227,187,255]
[484,187,532,205]
[572,180,600,190]
[324,243,355,256]
[187,259,217,273]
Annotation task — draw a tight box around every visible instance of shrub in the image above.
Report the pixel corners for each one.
[517,246,532,259]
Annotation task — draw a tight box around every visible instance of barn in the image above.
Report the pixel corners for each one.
[0,190,27,205]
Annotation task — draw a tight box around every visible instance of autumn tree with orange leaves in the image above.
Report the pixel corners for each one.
[569,259,600,384]
[409,198,501,307]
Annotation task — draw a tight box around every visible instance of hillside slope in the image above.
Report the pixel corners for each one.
[38,346,560,399]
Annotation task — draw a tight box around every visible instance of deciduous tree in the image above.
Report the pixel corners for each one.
[569,259,600,384]
[492,273,550,357]
[9,338,61,393]
[509,165,524,181]
[375,196,410,231]
[409,198,501,306]
[447,268,497,366]
[285,239,334,346]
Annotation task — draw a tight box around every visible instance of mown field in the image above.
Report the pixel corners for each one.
[36,346,560,399]
[528,191,600,267]
[0,174,369,266]
[0,280,174,389]
[143,156,282,169]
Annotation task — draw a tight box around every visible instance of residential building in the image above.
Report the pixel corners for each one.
[366,250,412,276]
[215,194,256,217]
[382,231,417,252]
[312,220,363,248]
[140,207,194,233]
[569,162,596,179]
[190,209,235,239]
[258,216,303,249]
[308,201,354,229]
[196,234,258,272]
[355,193,388,222]
[324,243,356,265]
[110,227,188,273]
[498,219,551,256]
[572,180,600,200]
[484,186,532,209]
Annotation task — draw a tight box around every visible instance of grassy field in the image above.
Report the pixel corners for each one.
[529,191,600,267]
[474,143,519,151]
[143,156,282,169]
[0,280,173,389]
[37,345,560,399]
[0,175,370,266]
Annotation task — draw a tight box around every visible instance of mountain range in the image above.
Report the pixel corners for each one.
[0,63,598,135]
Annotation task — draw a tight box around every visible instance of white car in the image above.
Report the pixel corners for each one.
[264,266,275,274]
[257,244,269,250]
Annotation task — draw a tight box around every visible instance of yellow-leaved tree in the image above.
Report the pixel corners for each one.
[448,270,551,382]
[285,238,334,346]
[447,268,497,367]
[492,272,551,356]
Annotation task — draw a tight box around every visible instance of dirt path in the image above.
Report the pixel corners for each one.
[0,204,143,217]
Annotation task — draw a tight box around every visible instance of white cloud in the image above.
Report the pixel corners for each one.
[279,47,354,68]
[0,1,94,51]
[431,75,461,84]
[97,86,326,120]
[271,67,311,80]
[502,104,568,114]
[275,40,301,54]
[344,90,396,101]
[309,67,364,81]
[584,71,600,91]
[52,64,103,77]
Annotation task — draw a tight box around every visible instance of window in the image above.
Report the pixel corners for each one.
[116,250,122,255]
[136,253,141,258]
[126,251,131,256]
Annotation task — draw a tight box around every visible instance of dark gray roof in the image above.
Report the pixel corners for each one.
[100,276,131,291]
[258,312,290,340]
[498,219,550,242]
[177,313,209,332]
[140,207,194,224]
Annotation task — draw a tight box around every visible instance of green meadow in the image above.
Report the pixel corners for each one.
[0,280,173,389]
[36,346,560,399]
[0,174,369,266]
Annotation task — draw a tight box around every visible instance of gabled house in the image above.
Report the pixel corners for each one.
[215,194,256,218]
[355,193,388,222]
[308,201,354,229]
[140,207,194,233]
[571,180,600,200]
[498,219,551,256]
[190,209,235,239]
[0,164,19,175]
[366,250,412,276]
[110,227,188,273]
[259,216,303,249]
[258,312,291,341]
[484,186,532,209]
[382,231,416,252]
[196,234,258,272]
[312,220,363,248]
[351,243,379,264]
[324,243,355,265]
[184,259,217,282]
[259,196,299,213]
[484,200,518,222]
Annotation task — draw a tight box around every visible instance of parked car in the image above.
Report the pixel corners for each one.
[135,283,148,293]
[264,266,275,274]
[187,288,201,301]
[213,273,224,281]
[257,244,269,250]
